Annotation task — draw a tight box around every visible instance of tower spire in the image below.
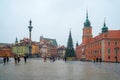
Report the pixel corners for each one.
[102,17,108,33]
[69,28,71,38]
[86,9,88,19]
[15,37,18,44]
[104,17,106,27]
[29,20,32,26]
[84,10,91,27]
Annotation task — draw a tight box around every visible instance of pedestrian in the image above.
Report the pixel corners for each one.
[93,57,96,63]
[3,57,6,64]
[99,58,102,63]
[49,56,52,62]
[64,56,67,62]
[44,56,47,62]
[17,55,20,63]
[24,55,27,63]
[96,58,98,63]
[14,55,18,64]
[52,56,55,62]
[6,57,9,63]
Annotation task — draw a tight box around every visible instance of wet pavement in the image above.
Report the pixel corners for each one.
[0,58,120,80]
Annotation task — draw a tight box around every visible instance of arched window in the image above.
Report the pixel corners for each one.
[108,48,110,54]
[114,41,118,45]
[108,40,110,46]
[108,56,110,59]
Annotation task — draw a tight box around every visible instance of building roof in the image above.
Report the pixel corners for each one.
[90,30,120,43]
[0,43,11,47]
[107,30,120,38]
[43,38,58,46]
[58,45,66,49]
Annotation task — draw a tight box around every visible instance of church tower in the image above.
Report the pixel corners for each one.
[82,11,93,44]
[15,37,18,44]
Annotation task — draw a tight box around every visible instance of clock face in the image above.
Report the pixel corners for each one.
[87,29,90,33]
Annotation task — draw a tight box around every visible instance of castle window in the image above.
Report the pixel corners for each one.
[114,48,119,55]
[94,50,97,54]
[100,42,101,46]
[115,41,118,45]
[108,56,110,59]
[108,48,110,54]
[108,40,110,46]
[104,35,107,37]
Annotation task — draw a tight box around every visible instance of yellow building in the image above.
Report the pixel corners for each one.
[32,43,40,56]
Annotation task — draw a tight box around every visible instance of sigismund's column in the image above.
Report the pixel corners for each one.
[28,20,33,57]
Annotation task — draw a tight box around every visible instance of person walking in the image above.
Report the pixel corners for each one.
[64,56,67,62]
[14,55,18,64]
[44,56,47,62]
[96,58,98,63]
[17,55,20,63]
[52,56,55,62]
[6,57,9,63]
[3,57,6,64]
[99,58,102,64]
[24,55,27,63]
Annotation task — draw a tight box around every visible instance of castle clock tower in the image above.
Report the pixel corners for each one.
[82,11,92,44]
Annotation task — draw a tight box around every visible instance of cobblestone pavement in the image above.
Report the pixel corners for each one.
[0,58,120,80]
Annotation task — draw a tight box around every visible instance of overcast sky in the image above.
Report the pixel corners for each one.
[0,0,120,46]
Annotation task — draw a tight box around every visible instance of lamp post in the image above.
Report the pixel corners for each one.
[28,20,33,57]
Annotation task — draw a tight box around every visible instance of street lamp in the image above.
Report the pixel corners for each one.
[28,20,33,57]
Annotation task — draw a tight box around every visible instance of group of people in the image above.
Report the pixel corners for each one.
[14,55,21,64]
[43,56,62,62]
[14,55,27,64]
[3,56,9,64]
[93,57,102,63]
[49,56,56,62]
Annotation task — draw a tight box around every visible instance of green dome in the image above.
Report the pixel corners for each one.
[84,18,91,27]
[102,21,108,33]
